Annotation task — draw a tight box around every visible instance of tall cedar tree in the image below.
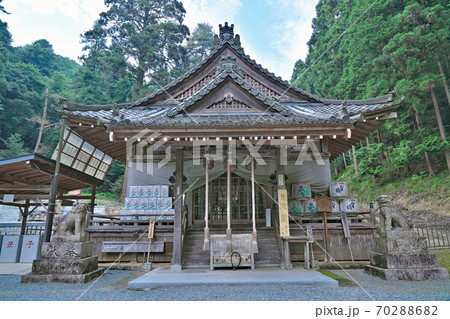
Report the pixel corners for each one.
[291,0,450,177]
[81,0,190,98]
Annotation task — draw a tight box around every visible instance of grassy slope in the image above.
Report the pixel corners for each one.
[334,169,450,215]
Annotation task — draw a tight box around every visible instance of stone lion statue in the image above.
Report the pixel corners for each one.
[53,201,88,241]
[377,195,410,231]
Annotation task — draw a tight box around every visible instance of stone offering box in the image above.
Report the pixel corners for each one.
[210,234,255,270]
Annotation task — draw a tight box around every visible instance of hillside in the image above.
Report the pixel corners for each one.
[335,169,450,225]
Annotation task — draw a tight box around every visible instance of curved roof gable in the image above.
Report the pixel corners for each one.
[132,23,321,107]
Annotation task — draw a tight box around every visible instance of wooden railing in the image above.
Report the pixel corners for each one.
[85,212,175,234]
[289,211,376,230]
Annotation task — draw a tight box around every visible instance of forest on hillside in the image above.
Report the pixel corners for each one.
[0,0,215,193]
[291,0,450,183]
[0,0,449,196]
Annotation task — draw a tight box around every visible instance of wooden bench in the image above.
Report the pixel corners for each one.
[281,226,314,270]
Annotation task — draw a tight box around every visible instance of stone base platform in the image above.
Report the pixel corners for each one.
[364,228,449,281]
[29,256,100,275]
[21,240,104,284]
[21,268,104,284]
[364,265,448,281]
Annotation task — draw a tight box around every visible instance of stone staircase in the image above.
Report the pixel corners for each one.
[182,225,281,266]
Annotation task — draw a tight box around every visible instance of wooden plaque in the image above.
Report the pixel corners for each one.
[277,189,290,237]
[148,218,156,239]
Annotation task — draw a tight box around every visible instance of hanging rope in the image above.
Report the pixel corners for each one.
[203,155,210,251]
[250,153,258,253]
[226,147,232,253]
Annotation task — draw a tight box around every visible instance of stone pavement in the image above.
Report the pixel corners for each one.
[0,263,32,275]
[128,266,338,289]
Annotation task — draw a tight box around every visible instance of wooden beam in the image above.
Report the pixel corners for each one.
[0,170,46,186]
[0,185,51,191]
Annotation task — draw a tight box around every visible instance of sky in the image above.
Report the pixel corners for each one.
[1,0,319,81]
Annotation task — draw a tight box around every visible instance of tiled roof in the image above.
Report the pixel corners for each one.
[132,38,321,107]
[57,96,403,128]
[166,58,292,117]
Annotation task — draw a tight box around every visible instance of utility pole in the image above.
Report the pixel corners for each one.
[44,116,66,242]
[34,88,49,153]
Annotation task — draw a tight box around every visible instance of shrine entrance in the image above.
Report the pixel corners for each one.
[192,173,268,225]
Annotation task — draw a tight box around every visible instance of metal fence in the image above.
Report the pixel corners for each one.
[0,222,46,235]
[413,224,450,249]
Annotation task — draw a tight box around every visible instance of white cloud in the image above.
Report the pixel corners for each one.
[3,0,106,62]
[181,0,242,33]
[7,0,104,20]
[262,0,318,80]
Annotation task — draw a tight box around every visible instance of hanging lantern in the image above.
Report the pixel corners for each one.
[245,158,257,171]
[203,158,214,169]
[170,173,188,183]
[224,161,238,172]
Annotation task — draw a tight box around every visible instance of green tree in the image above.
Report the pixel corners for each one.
[81,0,190,98]
[186,23,215,65]
[0,133,31,159]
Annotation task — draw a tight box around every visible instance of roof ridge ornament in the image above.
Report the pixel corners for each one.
[215,55,244,78]
[214,22,242,48]
[219,22,234,40]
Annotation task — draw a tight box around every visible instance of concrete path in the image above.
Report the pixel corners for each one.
[128,266,338,289]
[0,263,32,275]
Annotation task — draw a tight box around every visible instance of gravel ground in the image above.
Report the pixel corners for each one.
[0,269,448,301]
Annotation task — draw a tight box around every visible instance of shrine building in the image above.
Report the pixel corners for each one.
[53,23,403,270]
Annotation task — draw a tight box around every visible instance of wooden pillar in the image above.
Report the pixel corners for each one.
[20,199,30,235]
[90,186,96,213]
[171,147,184,271]
[366,136,370,147]
[352,145,359,175]
[186,190,193,226]
[342,152,347,169]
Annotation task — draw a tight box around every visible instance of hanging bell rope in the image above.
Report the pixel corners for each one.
[202,154,210,251]
[226,148,232,253]
[250,153,258,253]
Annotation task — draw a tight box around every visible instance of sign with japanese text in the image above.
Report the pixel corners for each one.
[20,235,43,262]
[0,235,22,263]
[277,189,290,237]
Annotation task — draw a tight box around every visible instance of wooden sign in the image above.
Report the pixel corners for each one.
[148,218,156,239]
[277,189,290,237]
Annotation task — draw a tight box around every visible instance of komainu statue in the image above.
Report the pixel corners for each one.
[377,195,410,231]
[53,201,88,241]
